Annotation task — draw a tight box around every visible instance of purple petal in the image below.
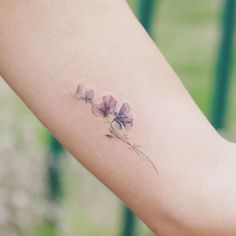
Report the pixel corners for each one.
[103,96,117,109]
[115,109,133,129]
[114,120,123,130]
[123,119,133,130]
[91,103,105,116]
[119,115,133,123]
[84,89,94,101]
[119,103,131,116]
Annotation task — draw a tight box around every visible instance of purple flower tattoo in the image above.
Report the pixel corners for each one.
[92,96,117,117]
[114,103,133,130]
[74,83,158,173]
[75,83,94,104]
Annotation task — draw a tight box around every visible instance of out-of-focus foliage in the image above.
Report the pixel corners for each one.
[0,87,48,235]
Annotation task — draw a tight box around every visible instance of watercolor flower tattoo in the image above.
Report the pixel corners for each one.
[74,83,158,173]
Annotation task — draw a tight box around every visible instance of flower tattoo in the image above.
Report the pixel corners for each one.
[75,83,94,103]
[114,103,133,130]
[74,83,158,173]
[92,96,117,117]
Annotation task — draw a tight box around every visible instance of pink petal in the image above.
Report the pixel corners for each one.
[75,83,83,99]
[103,95,117,109]
[91,104,104,116]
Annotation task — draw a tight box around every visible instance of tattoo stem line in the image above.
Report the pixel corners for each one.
[74,83,158,174]
[105,118,158,174]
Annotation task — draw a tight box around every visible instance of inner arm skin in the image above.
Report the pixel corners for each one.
[1,1,236,235]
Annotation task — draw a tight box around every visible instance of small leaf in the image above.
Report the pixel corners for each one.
[109,128,115,135]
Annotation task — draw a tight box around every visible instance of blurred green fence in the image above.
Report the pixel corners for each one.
[211,0,235,130]
[121,1,157,235]
[47,135,64,235]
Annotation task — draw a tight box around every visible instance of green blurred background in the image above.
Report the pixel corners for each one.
[0,0,235,235]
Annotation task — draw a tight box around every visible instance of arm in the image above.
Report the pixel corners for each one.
[0,1,236,235]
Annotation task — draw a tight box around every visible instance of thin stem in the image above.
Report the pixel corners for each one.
[109,120,158,174]
[74,91,159,174]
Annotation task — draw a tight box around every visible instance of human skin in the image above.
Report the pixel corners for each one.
[0,0,236,235]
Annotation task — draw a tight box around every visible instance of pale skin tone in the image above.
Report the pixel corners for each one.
[0,0,236,235]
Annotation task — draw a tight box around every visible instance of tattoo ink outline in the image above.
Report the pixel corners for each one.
[74,83,158,173]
